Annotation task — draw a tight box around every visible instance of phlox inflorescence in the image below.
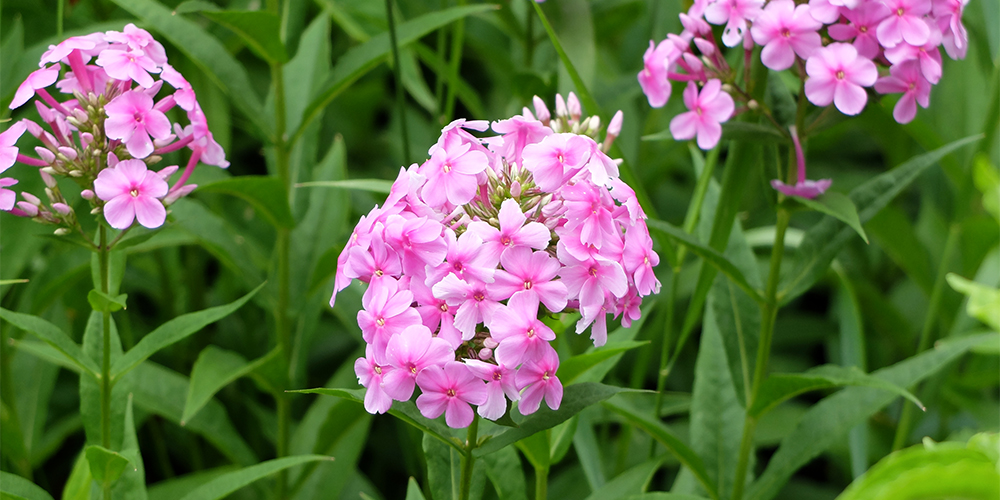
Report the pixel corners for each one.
[1,24,227,234]
[331,95,660,428]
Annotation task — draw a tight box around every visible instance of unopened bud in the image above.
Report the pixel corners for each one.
[608,110,623,138]
[57,146,78,160]
[522,107,536,121]
[40,170,57,188]
[107,152,119,167]
[52,203,72,216]
[694,38,715,56]
[163,184,196,205]
[158,165,179,179]
[478,348,493,361]
[17,202,38,217]
[483,337,499,349]
[44,187,56,202]
[510,181,522,197]
[567,92,581,121]
[555,94,568,119]
[90,206,101,214]
[585,115,601,136]
[72,108,89,123]
[533,96,551,124]
[54,228,71,236]
[145,155,162,165]
[80,132,94,149]
[35,147,55,164]
[34,101,55,122]
[721,83,734,94]
[20,192,40,205]
[153,135,177,148]
[68,170,83,177]
[81,189,95,200]
[747,99,759,110]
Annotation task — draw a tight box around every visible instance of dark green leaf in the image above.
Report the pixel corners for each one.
[182,346,280,425]
[405,477,427,500]
[0,308,99,378]
[622,494,709,500]
[558,341,649,385]
[171,0,219,14]
[295,179,393,194]
[85,445,130,484]
[796,192,869,244]
[201,11,288,64]
[481,446,527,500]
[197,176,296,229]
[111,283,264,379]
[583,458,663,500]
[177,456,331,500]
[87,289,128,313]
[147,467,240,500]
[79,312,129,449]
[0,471,54,500]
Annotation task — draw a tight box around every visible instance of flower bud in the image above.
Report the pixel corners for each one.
[52,203,72,215]
[721,84,734,94]
[80,132,94,149]
[585,115,601,136]
[483,337,499,349]
[478,348,493,361]
[145,155,162,165]
[90,206,102,214]
[158,165,179,179]
[567,92,581,121]
[20,192,40,205]
[57,146,78,160]
[153,135,177,148]
[555,94,568,119]
[533,96,551,124]
[72,108,89,124]
[510,180,522,197]
[17,202,38,217]
[68,170,84,177]
[81,189,95,200]
[747,99,759,110]
[35,147,55,164]
[521,107,536,121]
[694,38,715,56]
[39,170,57,188]
[54,228,71,236]
[44,187,56,202]
[107,152,119,167]
[608,110,623,138]
[163,183,196,205]
[35,101,55,123]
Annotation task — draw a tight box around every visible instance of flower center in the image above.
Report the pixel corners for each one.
[896,7,904,16]
[492,371,502,381]
[374,269,384,277]
[836,70,845,80]
[453,262,464,272]
[523,280,532,290]
[781,28,791,38]
[439,302,449,312]
[374,365,382,375]
[557,153,565,164]
[474,292,485,302]
[130,188,139,197]
[409,365,418,374]
[542,371,550,381]
[133,112,143,123]
[376,317,385,327]
[526,327,535,338]
[859,26,868,33]
[500,236,512,246]
[443,162,452,173]
[589,266,599,277]
[446,388,456,397]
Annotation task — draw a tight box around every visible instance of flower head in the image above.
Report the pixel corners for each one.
[93,159,169,229]
[751,0,823,70]
[669,80,736,150]
[105,90,173,159]
[805,43,878,115]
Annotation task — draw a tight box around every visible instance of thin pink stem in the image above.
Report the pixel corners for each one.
[668,72,702,82]
[169,148,202,195]
[154,95,176,114]
[16,154,48,167]
[154,134,194,155]
[35,89,72,116]
[6,207,29,217]
[67,50,93,94]
[789,125,806,184]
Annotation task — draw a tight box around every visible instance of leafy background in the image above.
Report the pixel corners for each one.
[1,0,998,499]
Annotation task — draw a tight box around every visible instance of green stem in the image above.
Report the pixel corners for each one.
[891,224,961,450]
[534,465,549,500]
[443,0,467,121]
[732,207,790,500]
[459,416,479,500]
[57,0,65,38]
[385,0,411,163]
[99,223,112,500]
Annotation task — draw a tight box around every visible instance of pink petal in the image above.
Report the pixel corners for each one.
[761,41,796,70]
[445,398,474,428]
[893,92,918,123]
[696,119,723,150]
[670,112,699,141]
[805,77,836,107]
[125,127,155,158]
[133,195,166,228]
[103,196,136,229]
[833,82,868,115]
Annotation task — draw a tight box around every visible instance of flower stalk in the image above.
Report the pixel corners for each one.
[99,223,113,500]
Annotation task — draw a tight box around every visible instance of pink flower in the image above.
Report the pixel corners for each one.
[0,178,17,211]
[9,66,59,109]
[771,125,832,199]
[412,279,463,348]
[828,1,892,59]
[419,141,488,207]
[751,0,823,70]
[934,0,968,59]
[160,64,197,111]
[522,133,593,192]
[466,199,551,264]
[489,247,568,313]
[432,274,503,339]
[382,324,454,401]
[669,79,735,150]
[105,24,167,66]
[704,0,764,47]
[357,278,422,353]
[105,90,172,158]
[558,247,629,326]
[96,48,160,88]
[884,32,943,84]
[426,231,498,287]
[516,348,563,415]
[876,0,932,48]
[93,159,169,229]
[637,39,680,108]
[805,43,878,116]
[344,233,401,286]
[488,293,557,367]
[464,360,519,420]
[874,60,932,123]
[807,0,842,24]
[40,35,104,65]
[491,116,552,168]
[562,182,618,250]
[355,346,394,414]
[622,223,661,296]
[382,214,448,275]
[416,362,488,428]
[1,122,26,173]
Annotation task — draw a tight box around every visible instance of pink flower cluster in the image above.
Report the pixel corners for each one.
[332,95,659,428]
[639,0,968,147]
[2,24,227,232]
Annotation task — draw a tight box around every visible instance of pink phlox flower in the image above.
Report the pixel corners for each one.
[355,345,394,414]
[93,158,168,229]
[770,125,832,199]
[805,43,878,116]
[416,361,489,428]
[688,0,715,18]
[807,0,842,23]
[425,230,498,286]
[584,140,620,187]
[876,0,932,48]
[105,90,172,158]
[332,207,385,304]
[874,60,932,123]
[419,141,488,207]
[40,35,104,65]
[576,296,613,346]
[680,13,713,38]
[557,222,625,263]
[561,182,618,250]
[622,223,661,296]
[934,0,968,59]
[884,30,943,83]
[105,24,168,66]
[637,39,681,108]
[96,47,160,88]
[382,324,454,401]
[429,119,490,155]
[558,246,629,324]
[490,116,552,168]
[669,79,735,150]
[751,0,823,71]
[609,178,645,226]
[357,277,422,354]
[516,347,563,415]
[383,214,448,275]
[828,1,892,59]
[432,273,502,340]
[522,133,593,192]
[344,231,401,287]
[489,247,568,313]
[412,278,463,348]
[10,66,60,110]
[56,65,111,95]
[160,64,197,111]
[1,122,26,173]
[0,178,17,211]
[464,360,519,420]
[704,0,764,47]
[488,293,556,367]
[466,198,551,264]
[616,287,643,328]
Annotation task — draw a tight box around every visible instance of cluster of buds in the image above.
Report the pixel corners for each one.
[0,24,227,235]
[638,0,968,197]
[331,94,659,428]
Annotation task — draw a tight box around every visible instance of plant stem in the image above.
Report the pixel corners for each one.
[731,207,790,500]
[99,223,112,500]
[57,0,65,38]
[534,465,549,500]
[459,416,479,500]
[385,0,411,163]
[892,223,961,450]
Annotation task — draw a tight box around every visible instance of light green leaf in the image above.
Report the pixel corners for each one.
[87,290,127,313]
[622,494,709,500]
[196,176,296,229]
[0,471,54,500]
[147,467,240,500]
[182,346,279,425]
[61,452,92,500]
[747,333,999,500]
[973,153,999,222]
[947,273,1000,331]
[796,192,869,244]
[177,456,331,500]
[583,458,663,500]
[558,341,649,385]
[748,365,925,419]
[405,477,427,500]
[602,400,718,500]
[201,11,288,64]
[171,1,220,14]
[0,279,28,286]
[0,308,99,378]
[295,179,393,194]
[111,283,264,379]
[573,410,605,490]
[85,445,130,484]
[481,446,527,500]
[515,432,550,470]
[549,415,577,464]
[114,396,146,500]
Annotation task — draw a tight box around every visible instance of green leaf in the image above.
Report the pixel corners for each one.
[0,308,99,378]
[515,432,550,469]
[147,467,240,500]
[583,458,663,500]
[424,432,463,500]
[182,346,280,425]
[196,176,296,229]
[549,415,578,464]
[0,471,54,500]
[85,445,130,484]
[648,219,765,305]
[201,11,288,64]
[746,333,999,500]
[170,199,266,287]
[106,0,269,137]
[778,135,982,304]
[474,383,637,457]
[171,1,220,14]
[295,179,393,194]
[573,410,606,490]
[87,290,128,313]
[973,153,1000,222]
[177,456,331,500]
[111,283,264,379]
[835,440,999,500]
[405,477,427,500]
[558,341,649,385]
[602,400,718,500]
[481,446,527,500]
[61,452,93,500]
[796,192,869,244]
[114,395,147,500]
[748,365,925,419]
[293,4,497,144]
[947,273,1000,331]
[622,494,709,500]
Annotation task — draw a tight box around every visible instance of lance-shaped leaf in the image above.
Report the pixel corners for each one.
[111,283,264,379]
[201,11,288,64]
[583,458,664,500]
[295,179,393,194]
[85,445,130,484]
[0,308,99,378]
[87,289,128,313]
[558,341,649,385]
[947,273,1000,331]
[0,471,55,500]
[795,192,869,244]
[405,477,427,500]
[748,365,924,419]
[177,455,332,500]
[197,176,296,229]
[182,346,280,425]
